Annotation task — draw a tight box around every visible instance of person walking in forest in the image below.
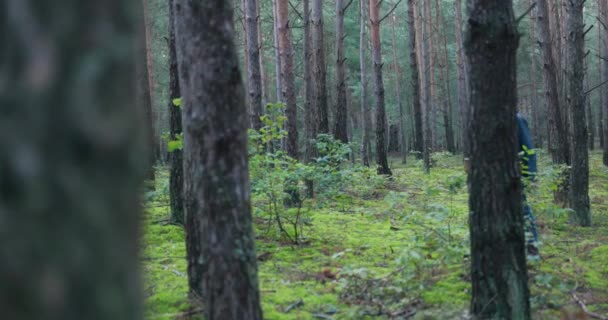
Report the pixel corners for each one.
[517,112,540,260]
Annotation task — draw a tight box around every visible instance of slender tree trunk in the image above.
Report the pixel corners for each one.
[304,0,317,196]
[174,0,264,317]
[168,0,184,225]
[409,0,424,159]
[421,0,432,172]
[465,0,531,318]
[599,2,605,150]
[312,0,329,134]
[360,0,372,166]
[427,0,437,150]
[436,0,455,153]
[390,14,407,163]
[142,0,159,162]
[455,0,469,156]
[272,0,283,103]
[586,58,595,151]
[139,0,156,187]
[565,0,591,226]
[369,0,392,176]
[276,0,298,158]
[601,0,608,165]
[245,0,263,130]
[334,0,349,143]
[528,0,543,149]
[535,0,570,165]
[0,1,145,318]
[258,0,267,106]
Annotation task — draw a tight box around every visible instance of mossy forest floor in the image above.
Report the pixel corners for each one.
[143,152,608,319]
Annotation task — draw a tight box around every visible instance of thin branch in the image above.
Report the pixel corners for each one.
[583,25,595,37]
[288,1,303,20]
[572,293,608,320]
[585,78,608,95]
[379,0,403,24]
[343,0,356,13]
[597,16,608,31]
[516,3,537,25]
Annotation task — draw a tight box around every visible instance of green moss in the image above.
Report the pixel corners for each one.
[143,152,608,318]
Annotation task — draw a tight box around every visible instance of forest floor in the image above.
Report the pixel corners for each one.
[142,151,608,320]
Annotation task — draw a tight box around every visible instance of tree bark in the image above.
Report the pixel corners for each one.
[173,0,264,318]
[0,1,145,318]
[139,0,156,187]
[142,0,159,162]
[168,0,184,225]
[528,0,543,149]
[245,0,264,130]
[436,0,455,153]
[565,0,591,226]
[277,0,298,158]
[360,0,372,166]
[390,14,407,163]
[455,0,469,156]
[369,0,392,176]
[408,0,424,159]
[421,0,432,172]
[272,0,283,103]
[586,58,595,151]
[465,1,531,318]
[600,0,608,165]
[312,0,329,134]
[334,0,349,143]
[599,1,605,150]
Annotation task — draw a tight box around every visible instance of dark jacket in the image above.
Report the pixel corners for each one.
[517,113,537,179]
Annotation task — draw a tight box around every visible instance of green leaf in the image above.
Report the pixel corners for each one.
[172,98,182,107]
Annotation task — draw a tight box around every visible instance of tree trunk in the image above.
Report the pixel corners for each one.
[277,0,298,158]
[436,0,455,153]
[142,0,159,161]
[304,0,317,196]
[168,0,184,225]
[173,0,264,318]
[272,0,283,103]
[360,0,372,166]
[528,0,543,149]
[409,0,424,159]
[586,58,595,151]
[601,0,608,165]
[0,1,145,318]
[465,0,531,318]
[565,0,591,226]
[536,0,570,208]
[312,0,329,134]
[369,0,392,176]
[421,0,432,172]
[427,0,438,150]
[245,0,263,130]
[599,2,605,150]
[334,0,349,143]
[455,0,469,156]
[139,0,156,187]
[390,14,407,163]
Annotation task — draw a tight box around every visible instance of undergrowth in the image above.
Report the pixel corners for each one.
[142,151,608,319]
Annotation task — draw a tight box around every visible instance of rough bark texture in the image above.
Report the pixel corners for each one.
[272,0,283,102]
[369,0,392,176]
[464,0,531,318]
[173,0,264,318]
[245,0,263,130]
[528,0,543,149]
[334,0,349,143]
[408,0,424,159]
[601,0,608,165]
[421,0,432,173]
[586,58,595,151]
[455,0,469,155]
[168,0,184,225]
[360,0,372,166]
[536,0,569,165]
[565,0,591,226]
[599,2,606,150]
[142,0,159,160]
[303,0,317,197]
[390,14,407,163]
[139,0,156,186]
[312,0,329,134]
[0,1,145,318]
[277,0,298,158]
[436,0,455,153]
